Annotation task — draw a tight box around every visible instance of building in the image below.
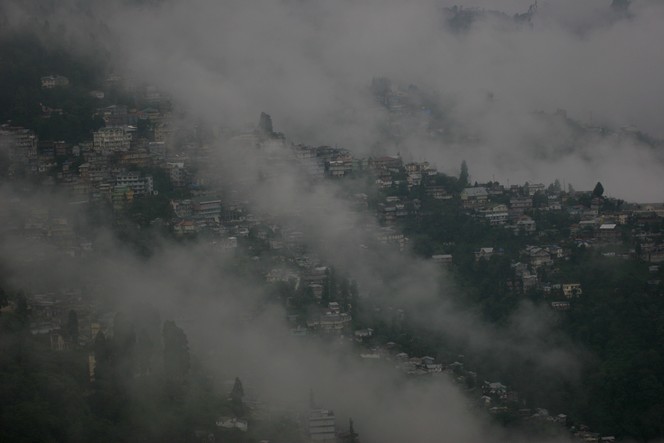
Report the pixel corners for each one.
[474,247,495,261]
[510,196,533,212]
[432,254,453,264]
[461,187,489,208]
[192,198,222,220]
[41,75,70,89]
[562,283,582,298]
[308,409,337,442]
[167,162,188,187]
[0,124,38,170]
[93,127,131,154]
[527,183,545,195]
[115,171,154,196]
[480,204,509,226]
[369,155,402,171]
[327,159,353,178]
[597,223,620,242]
[97,105,129,126]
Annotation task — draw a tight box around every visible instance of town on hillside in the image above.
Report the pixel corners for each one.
[1,44,663,443]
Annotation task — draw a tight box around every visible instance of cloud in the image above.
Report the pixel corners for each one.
[58,0,659,201]
[1,0,660,440]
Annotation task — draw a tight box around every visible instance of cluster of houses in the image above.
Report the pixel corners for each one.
[2,70,662,443]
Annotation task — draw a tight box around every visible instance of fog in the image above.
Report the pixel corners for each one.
[0,183,578,443]
[1,0,662,441]
[3,0,663,200]
[103,0,664,201]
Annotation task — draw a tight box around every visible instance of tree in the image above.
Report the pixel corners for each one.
[258,112,274,136]
[548,179,561,194]
[532,191,548,209]
[136,328,154,375]
[0,286,7,315]
[93,331,111,383]
[339,278,350,311]
[113,312,137,379]
[459,160,469,187]
[348,418,359,443]
[66,310,79,345]
[309,388,317,409]
[231,377,244,404]
[593,181,605,198]
[162,320,190,380]
[16,293,28,325]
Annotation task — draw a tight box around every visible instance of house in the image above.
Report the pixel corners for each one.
[307,308,352,334]
[597,223,620,242]
[483,381,507,397]
[527,183,545,195]
[551,301,571,311]
[215,417,248,432]
[421,356,436,365]
[41,75,69,89]
[474,247,494,261]
[369,155,402,171]
[115,170,153,196]
[480,204,509,225]
[562,283,582,298]
[173,219,196,236]
[354,328,374,339]
[546,245,565,259]
[524,246,552,268]
[93,127,131,154]
[192,198,222,220]
[327,158,353,178]
[509,196,533,213]
[425,186,452,200]
[522,272,538,291]
[461,187,489,208]
[431,254,453,264]
[514,216,536,234]
[308,409,337,443]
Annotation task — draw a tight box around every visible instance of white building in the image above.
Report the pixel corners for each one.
[115,171,153,195]
[308,409,337,442]
[93,127,131,154]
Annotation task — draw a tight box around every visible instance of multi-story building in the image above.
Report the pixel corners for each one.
[40,75,70,89]
[0,124,38,171]
[115,171,154,196]
[308,409,337,443]
[93,127,131,155]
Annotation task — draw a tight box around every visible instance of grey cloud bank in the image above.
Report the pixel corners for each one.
[3,0,663,199]
[94,0,664,201]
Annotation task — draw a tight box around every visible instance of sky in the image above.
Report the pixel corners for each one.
[3,0,663,199]
[101,0,664,201]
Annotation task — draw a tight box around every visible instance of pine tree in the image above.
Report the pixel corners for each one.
[459,160,469,187]
[93,331,111,382]
[16,292,28,325]
[592,181,604,198]
[339,278,350,311]
[162,320,190,380]
[67,309,79,345]
[348,418,359,443]
[309,388,317,409]
[113,312,137,379]
[231,377,244,404]
[258,112,274,136]
[0,286,7,315]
